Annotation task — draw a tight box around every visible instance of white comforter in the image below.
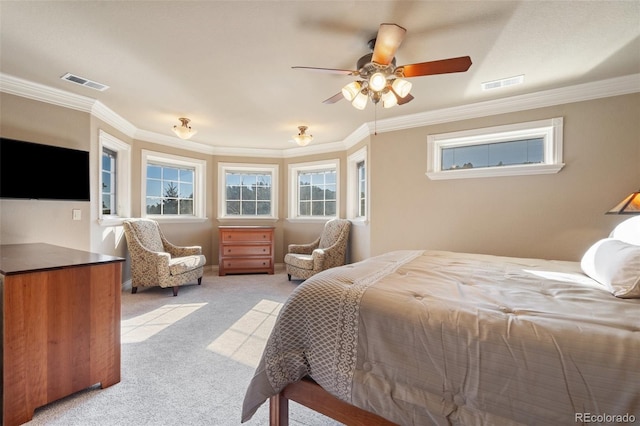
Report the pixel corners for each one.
[242,250,640,425]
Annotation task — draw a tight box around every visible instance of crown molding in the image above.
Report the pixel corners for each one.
[371,74,640,134]
[2,72,638,157]
[0,73,95,112]
[92,101,137,137]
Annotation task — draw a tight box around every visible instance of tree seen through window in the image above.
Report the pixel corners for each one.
[146,164,194,215]
[298,169,336,216]
[225,172,272,216]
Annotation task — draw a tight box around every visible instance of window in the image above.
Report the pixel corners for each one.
[102,148,117,215]
[427,117,564,180]
[218,163,278,219]
[98,130,130,224]
[347,147,367,221]
[357,161,366,216]
[289,160,339,220]
[142,150,206,220]
[146,164,194,215]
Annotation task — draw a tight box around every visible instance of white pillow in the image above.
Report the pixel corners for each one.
[610,215,640,246]
[581,238,640,298]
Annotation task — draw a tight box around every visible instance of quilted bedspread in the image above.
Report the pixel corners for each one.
[242,250,640,425]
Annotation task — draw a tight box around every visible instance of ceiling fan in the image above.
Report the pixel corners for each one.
[292,23,472,110]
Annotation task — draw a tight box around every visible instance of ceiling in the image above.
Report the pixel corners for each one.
[1,1,639,154]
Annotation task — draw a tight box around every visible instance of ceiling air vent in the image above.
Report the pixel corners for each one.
[481,75,524,91]
[60,73,109,91]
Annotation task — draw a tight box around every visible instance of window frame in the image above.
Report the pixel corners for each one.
[288,159,340,221]
[426,117,564,180]
[98,130,131,226]
[217,162,279,220]
[141,150,207,222]
[347,147,368,223]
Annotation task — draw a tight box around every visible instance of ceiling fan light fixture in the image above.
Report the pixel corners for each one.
[293,125,313,146]
[391,78,412,98]
[352,90,369,110]
[368,72,387,92]
[381,90,398,108]
[341,81,362,102]
[173,117,197,140]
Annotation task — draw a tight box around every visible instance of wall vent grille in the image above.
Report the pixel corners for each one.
[60,73,109,91]
[481,75,524,91]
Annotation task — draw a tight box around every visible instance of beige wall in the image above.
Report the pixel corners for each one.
[2,92,638,286]
[367,94,640,261]
[0,93,92,251]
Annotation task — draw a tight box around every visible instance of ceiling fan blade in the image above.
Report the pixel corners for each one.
[322,92,344,104]
[398,56,472,77]
[397,93,414,105]
[292,66,357,75]
[371,23,406,66]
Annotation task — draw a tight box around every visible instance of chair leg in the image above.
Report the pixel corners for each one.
[132,286,137,294]
[198,277,202,285]
[172,286,179,297]
[287,274,291,281]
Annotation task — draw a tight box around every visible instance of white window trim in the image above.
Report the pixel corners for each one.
[426,117,564,180]
[217,162,279,220]
[347,147,368,223]
[141,149,207,222]
[288,159,340,222]
[98,130,131,226]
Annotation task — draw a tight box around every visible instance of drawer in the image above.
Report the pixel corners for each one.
[222,245,271,256]
[221,230,272,242]
[222,258,272,270]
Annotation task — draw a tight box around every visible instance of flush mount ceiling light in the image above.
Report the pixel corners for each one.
[293,126,313,146]
[172,118,197,140]
[293,23,472,110]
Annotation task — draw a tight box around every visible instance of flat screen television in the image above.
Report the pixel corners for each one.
[0,137,90,201]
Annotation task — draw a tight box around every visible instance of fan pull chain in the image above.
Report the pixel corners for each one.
[374,104,378,135]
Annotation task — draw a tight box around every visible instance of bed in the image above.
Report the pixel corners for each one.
[242,218,640,425]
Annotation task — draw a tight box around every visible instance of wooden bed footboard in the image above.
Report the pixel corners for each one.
[269,378,398,426]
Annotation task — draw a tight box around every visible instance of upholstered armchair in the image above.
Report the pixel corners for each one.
[285,218,351,281]
[123,218,206,296]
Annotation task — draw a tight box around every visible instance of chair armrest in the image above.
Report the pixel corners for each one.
[288,237,320,255]
[311,248,327,270]
[310,239,347,270]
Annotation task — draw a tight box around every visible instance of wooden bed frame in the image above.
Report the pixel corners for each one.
[269,378,398,426]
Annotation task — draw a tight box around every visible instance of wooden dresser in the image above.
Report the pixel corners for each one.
[1,243,124,426]
[218,226,275,276]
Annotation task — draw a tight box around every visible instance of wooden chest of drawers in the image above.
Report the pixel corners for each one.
[218,226,275,276]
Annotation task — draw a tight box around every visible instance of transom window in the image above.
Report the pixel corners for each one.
[141,150,206,220]
[427,117,564,180]
[289,160,339,220]
[442,138,544,170]
[218,163,278,219]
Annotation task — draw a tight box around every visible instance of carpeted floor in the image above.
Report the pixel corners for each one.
[26,266,342,426]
